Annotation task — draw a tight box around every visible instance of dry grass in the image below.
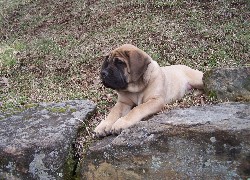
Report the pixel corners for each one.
[0,0,249,161]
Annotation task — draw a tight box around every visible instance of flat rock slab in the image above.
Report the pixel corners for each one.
[0,100,96,180]
[203,66,250,101]
[81,103,250,179]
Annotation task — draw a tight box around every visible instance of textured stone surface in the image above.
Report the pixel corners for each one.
[0,100,96,180]
[81,103,250,179]
[203,66,250,101]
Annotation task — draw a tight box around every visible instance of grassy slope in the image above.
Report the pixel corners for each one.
[0,0,249,130]
[1,0,249,113]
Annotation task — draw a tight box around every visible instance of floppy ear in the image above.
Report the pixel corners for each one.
[125,49,151,82]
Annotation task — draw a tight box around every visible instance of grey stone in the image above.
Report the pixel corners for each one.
[0,100,96,180]
[81,102,250,179]
[203,66,250,101]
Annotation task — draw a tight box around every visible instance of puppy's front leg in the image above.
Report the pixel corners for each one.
[94,101,131,137]
[111,97,165,134]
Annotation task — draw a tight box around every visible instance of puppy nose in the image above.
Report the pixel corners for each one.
[101,70,108,78]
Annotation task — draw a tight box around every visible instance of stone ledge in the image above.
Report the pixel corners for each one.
[81,102,250,179]
[0,100,96,179]
[203,66,250,101]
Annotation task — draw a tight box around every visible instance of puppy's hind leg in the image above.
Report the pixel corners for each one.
[186,68,204,90]
[184,68,204,97]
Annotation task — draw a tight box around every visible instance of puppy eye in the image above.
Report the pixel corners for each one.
[102,56,109,68]
[115,58,124,65]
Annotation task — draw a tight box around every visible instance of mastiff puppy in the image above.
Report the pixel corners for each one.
[94,44,203,137]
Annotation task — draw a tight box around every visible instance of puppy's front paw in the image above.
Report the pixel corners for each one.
[94,120,114,138]
[111,117,134,135]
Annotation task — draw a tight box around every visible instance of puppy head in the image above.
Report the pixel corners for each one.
[100,44,151,90]
[100,55,128,90]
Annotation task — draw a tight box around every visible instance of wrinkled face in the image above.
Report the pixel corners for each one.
[100,44,151,91]
[100,56,128,90]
